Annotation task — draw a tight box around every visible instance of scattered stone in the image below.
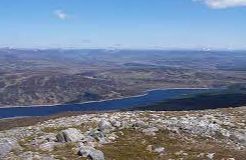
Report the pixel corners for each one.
[107,133,118,141]
[1,107,245,159]
[30,133,57,146]
[83,135,96,143]
[142,127,159,136]
[0,138,18,158]
[153,147,165,154]
[87,129,109,144]
[146,145,153,152]
[78,146,105,160]
[229,131,246,145]
[197,153,205,158]
[18,151,55,160]
[111,120,121,128]
[98,120,114,133]
[19,151,36,160]
[175,150,188,156]
[56,128,84,143]
[132,120,147,128]
[39,142,57,151]
[206,153,215,159]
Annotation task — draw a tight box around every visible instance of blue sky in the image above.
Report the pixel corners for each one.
[0,0,246,49]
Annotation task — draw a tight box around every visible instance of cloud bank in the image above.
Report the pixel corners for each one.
[195,0,246,9]
[54,10,69,20]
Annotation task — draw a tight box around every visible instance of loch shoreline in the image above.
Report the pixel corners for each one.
[0,88,213,119]
[0,87,211,109]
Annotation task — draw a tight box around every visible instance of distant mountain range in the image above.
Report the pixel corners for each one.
[0,48,246,107]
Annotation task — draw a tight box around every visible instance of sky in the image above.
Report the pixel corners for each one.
[0,0,246,49]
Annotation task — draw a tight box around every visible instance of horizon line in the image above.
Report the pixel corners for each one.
[0,46,245,52]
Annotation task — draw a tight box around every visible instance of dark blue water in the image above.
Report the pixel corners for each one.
[0,89,213,119]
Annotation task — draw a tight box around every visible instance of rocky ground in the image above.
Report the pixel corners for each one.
[0,107,245,160]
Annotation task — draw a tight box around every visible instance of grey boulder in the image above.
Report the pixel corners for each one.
[78,146,105,160]
[0,138,18,158]
[56,128,84,143]
[98,120,114,132]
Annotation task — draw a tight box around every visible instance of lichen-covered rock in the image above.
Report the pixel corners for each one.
[142,127,159,136]
[30,133,57,146]
[0,138,18,158]
[229,131,246,145]
[56,128,84,142]
[78,146,105,160]
[132,120,147,128]
[87,129,109,144]
[110,120,121,128]
[98,120,114,132]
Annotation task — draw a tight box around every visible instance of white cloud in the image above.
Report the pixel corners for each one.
[54,10,69,20]
[195,0,246,9]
